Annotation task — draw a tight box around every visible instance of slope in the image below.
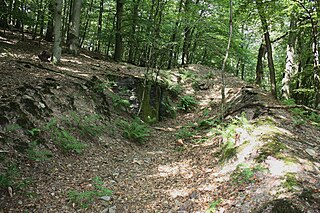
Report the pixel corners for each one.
[0,32,319,213]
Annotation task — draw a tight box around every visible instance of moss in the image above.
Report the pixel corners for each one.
[255,116,276,126]
[255,199,302,213]
[219,140,237,163]
[282,172,300,192]
[255,141,287,163]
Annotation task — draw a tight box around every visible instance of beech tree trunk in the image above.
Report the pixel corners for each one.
[128,0,141,64]
[52,0,63,64]
[256,0,277,98]
[282,14,296,100]
[45,1,54,42]
[221,0,233,116]
[168,0,183,69]
[256,43,266,86]
[114,0,123,62]
[67,0,82,55]
[97,0,104,52]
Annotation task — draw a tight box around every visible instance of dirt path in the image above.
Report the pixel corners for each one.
[1,34,319,213]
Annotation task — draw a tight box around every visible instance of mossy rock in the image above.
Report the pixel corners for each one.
[255,199,302,213]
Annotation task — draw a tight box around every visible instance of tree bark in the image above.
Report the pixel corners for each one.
[52,0,63,64]
[67,0,82,55]
[97,0,104,52]
[221,0,233,117]
[256,0,277,98]
[281,14,296,100]
[255,43,266,86]
[114,0,124,62]
[128,0,141,64]
[45,1,54,42]
[80,0,94,48]
[168,0,183,69]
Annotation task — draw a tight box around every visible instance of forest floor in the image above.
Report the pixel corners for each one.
[0,32,320,213]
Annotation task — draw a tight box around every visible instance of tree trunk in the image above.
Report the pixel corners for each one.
[67,0,82,55]
[221,0,233,117]
[128,0,141,64]
[0,0,8,28]
[52,0,63,64]
[45,1,54,42]
[97,0,104,52]
[281,14,296,100]
[114,0,123,62]
[311,1,320,108]
[80,0,94,48]
[256,0,277,98]
[255,43,266,86]
[182,0,191,65]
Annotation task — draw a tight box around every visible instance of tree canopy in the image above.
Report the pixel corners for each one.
[0,0,319,107]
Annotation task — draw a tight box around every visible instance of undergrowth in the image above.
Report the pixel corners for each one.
[117,118,150,144]
[68,176,112,209]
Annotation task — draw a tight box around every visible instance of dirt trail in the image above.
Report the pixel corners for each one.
[0,33,319,213]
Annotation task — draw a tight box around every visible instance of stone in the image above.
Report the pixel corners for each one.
[305,148,316,157]
[100,196,111,201]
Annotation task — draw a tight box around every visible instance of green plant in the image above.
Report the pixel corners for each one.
[282,173,300,192]
[4,124,21,132]
[231,164,266,184]
[206,198,222,213]
[219,140,237,163]
[175,127,194,140]
[52,128,87,154]
[169,84,183,97]
[120,119,150,144]
[68,176,112,209]
[177,95,198,112]
[109,94,130,111]
[27,141,52,161]
[0,164,19,188]
[27,128,41,137]
[67,112,105,137]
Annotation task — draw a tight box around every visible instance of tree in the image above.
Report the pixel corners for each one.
[67,0,82,55]
[282,12,297,99]
[256,0,277,98]
[52,0,63,64]
[221,0,233,117]
[114,0,123,62]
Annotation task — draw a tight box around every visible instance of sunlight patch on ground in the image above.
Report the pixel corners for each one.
[61,58,84,65]
[166,188,190,198]
[265,156,302,176]
[0,36,17,45]
[154,160,193,178]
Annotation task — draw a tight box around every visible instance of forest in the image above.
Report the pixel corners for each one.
[0,0,320,212]
[0,0,319,106]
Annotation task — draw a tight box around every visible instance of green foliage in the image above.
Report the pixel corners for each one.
[66,112,105,137]
[119,119,150,144]
[168,84,183,97]
[68,176,112,209]
[206,198,222,213]
[51,128,87,154]
[109,93,130,112]
[231,164,266,184]
[0,164,19,188]
[175,127,195,140]
[282,173,300,192]
[27,141,52,161]
[215,113,250,163]
[177,95,198,112]
[4,124,22,132]
[219,141,237,163]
